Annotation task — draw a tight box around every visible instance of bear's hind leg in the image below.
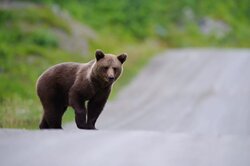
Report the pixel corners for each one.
[39,116,49,129]
[46,107,65,129]
[41,102,67,129]
[38,85,67,129]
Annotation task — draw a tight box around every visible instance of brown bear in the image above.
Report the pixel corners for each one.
[36,50,127,129]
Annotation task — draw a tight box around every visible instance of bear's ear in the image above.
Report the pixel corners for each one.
[117,53,127,64]
[95,50,105,61]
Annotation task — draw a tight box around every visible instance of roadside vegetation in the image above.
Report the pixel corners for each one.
[0,0,249,128]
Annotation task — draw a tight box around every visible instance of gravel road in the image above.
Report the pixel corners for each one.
[1,49,250,166]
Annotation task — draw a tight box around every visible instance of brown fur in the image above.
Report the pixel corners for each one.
[36,50,127,129]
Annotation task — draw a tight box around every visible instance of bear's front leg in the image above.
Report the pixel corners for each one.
[75,110,87,129]
[69,92,89,129]
[87,92,109,129]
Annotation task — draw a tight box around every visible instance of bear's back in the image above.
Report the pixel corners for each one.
[36,61,93,97]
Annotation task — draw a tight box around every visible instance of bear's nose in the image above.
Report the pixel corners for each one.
[108,76,115,82]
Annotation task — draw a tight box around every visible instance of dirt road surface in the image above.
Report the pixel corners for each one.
[1,49,250,166]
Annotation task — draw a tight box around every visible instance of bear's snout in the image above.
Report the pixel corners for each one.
[108,76,115,82]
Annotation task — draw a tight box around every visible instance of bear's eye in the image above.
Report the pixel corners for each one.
[113,67,117,73]
[103,66,109,71]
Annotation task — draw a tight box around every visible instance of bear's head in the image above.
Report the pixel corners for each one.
[92,50,127,86]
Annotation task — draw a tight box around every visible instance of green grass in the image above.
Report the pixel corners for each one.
[30,0,250,47]
[0,96,40,129]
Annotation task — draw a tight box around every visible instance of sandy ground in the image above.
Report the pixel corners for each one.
[1,49,250,166]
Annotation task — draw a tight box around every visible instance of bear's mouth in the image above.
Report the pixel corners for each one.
[104,77,115,83]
